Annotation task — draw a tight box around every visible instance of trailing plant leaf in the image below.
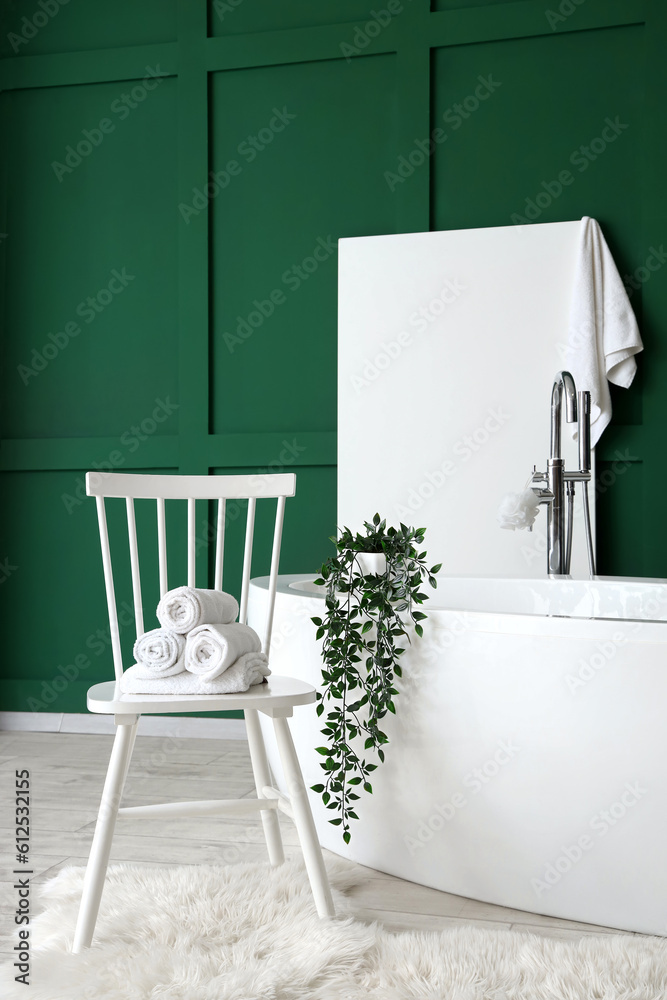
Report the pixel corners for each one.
[312,515,437,841]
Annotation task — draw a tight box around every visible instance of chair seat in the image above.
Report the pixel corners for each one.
[87,675,316,717]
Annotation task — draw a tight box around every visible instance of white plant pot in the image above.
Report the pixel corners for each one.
[356,552,386,577]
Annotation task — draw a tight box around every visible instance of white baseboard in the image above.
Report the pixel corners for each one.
[0,711,64,733]
[0,712,247,740]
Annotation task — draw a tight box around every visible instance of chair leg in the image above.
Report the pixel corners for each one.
[72,718,138,953]
[272,715,335,918]
[120,721,138,786]
[244,708,285,866]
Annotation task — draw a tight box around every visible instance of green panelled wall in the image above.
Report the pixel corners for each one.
[0,0,665,716]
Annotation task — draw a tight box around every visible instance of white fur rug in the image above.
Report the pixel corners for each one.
[1,859,666,999]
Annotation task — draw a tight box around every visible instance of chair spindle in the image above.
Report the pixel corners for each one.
[157,498,168,597]
[263,495,286,654]
[214,499,226,591]
[125,498,144,639]
[96,496,124,683]
[239,497,256,625]
[187,498,196,587]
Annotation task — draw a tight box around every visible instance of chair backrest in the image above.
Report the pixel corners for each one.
[85,471,297,683]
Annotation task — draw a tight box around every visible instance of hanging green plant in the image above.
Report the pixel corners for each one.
[310,515,440,843]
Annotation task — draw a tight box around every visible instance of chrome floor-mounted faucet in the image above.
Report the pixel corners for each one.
[531,371,596,577]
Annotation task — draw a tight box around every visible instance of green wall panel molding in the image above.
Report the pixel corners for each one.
[0,431,335,474]
[595,424,645,463]
[639,0,667,577]
[428,0,646,47]
[0,0,178,59]
[1,77,179,441]
[0,468,181,696]
[0,436,181,473]
[205,22,404,73]
[203,431,337,468]
[395,42,431,232]
[431,26,644,238]
[209,54,399,436]
[0,469,128,711]
[209,0,380,38]
[595,460,645,577]
[0,45,180,92]
[433,0,532,9]
[175,0,209,457]
[0,0,665,714]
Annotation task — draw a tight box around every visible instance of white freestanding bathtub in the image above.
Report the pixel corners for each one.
[248,574,667,936]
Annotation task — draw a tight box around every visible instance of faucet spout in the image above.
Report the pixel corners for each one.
[550,370,577,460]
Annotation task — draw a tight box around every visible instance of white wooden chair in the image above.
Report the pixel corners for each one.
[72,471,334,953]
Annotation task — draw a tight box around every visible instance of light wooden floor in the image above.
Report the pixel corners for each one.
[0,730,641,963]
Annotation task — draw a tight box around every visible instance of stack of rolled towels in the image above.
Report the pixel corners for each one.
[119,586,270,695]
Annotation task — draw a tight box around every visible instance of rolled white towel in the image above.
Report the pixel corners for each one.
[119,653,270,695]
[132,628,185,678]
[186,623,262,682]
[156,586,239,634]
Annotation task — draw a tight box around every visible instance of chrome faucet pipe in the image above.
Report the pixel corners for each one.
[550,371,577,460]
[578,390,591,473]
[582,479,597,577]
[529,372,595,577]
[546,458,565,575]
[564,481,575,575]
[578,389,595,575]
[546,372,577,575]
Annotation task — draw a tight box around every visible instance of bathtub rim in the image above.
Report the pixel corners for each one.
[250,573,667,643]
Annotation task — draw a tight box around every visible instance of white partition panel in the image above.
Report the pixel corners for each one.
[338,221,595,579]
